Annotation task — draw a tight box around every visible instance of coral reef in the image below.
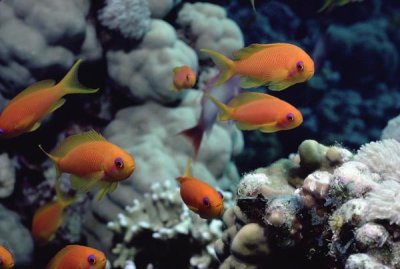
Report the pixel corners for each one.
[0,204,34,266]
[381,114,400,141]
[215,139,400,268]
[98,0,151,40]
[0,153,16,198]
[0,0,102,97]
[147,0,181,18]
[106,19,198,103]
[176,2,244,60]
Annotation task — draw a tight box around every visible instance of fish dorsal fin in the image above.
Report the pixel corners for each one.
[173,67,180,74]
[228,92,275,107]
[9,80,56,104]
[232,43,289,60]
[51,129,106,157]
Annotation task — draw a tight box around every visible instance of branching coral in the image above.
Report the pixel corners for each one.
[98,0,150,40]
[107,181,230,268]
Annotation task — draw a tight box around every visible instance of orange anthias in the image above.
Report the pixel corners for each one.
[205,92,303,132]
[171,65,197,92]
[0,59,99,138]
[0,245,14,269]
[39,130,135,201]
[46,245,106,269]
[31,183,76,245]
[201,43,314,91]
[177,159,224,219]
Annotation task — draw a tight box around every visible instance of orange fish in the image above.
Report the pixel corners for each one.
[0,245,14,269]
[39,130,135,201]
[0,60,99,138]
[201,43,314,91]
[177,159,224,219]
[46,245,106,269]
[31,182,76,245]
[171,65,196,92]
[204,91,303,132]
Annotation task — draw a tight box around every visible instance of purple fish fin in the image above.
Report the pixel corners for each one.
[179,124,205,159]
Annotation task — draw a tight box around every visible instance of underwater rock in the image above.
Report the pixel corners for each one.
[147,0,181,18]
[98,0,151,40]
[381,114,400,142]
[0,0,102,97]
[106,19,198,103]
[0,153,16,198]
[0,204,34,266]
[176,2,244,60]
[354,223,388,250]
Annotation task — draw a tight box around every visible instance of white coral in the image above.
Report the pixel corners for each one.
[98,0,150,39]
[0,153,16,198]
[176,2,244,60]
[381,114,400,141]
[365,180,400,225]
[355,139,400,182]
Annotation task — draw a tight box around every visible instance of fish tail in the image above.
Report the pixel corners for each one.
[179,123,205,159]
[203,92,233,121]
[54,178,77,208]
[38,145,61,179]
[58,59,99,95]
[201,49,235,86]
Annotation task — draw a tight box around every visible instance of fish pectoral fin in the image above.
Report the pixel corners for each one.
[70,173,102,193]
[236,122,262,130]
[95,181,117,201]
[259,122,279,133]
[47,98,66,115]
[188,205,199,213]
[14,115,35,130]
[267,80,293,91]
[27,122,41,132]
[239,76,266,89]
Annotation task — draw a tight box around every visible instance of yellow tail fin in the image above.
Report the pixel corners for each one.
[201,49,235,86]
[58,59,99,95]
[203,92,233,121]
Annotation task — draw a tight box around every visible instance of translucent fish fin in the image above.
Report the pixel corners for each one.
[250,0,256,12]
[47,98,66,115]
[9,80,56,105]
[27,122,41,132]
[228,92,274,107]
[200,49,234,86]
[236,122,262,131]
[109,182,118,193]
[38,145,61,178]
[95,181,116,201]
[50,129,106,158]
[203,92,233,121]
[58,59,99,95]
[267,80,293,91]
[318,0,335,12]
[232,44,270,60]
[184,158,192,177]
[70,173,102,193]
[259,122,279,133]
[239,76,266,89]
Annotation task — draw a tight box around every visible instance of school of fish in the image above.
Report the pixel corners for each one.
[0,1,318,267]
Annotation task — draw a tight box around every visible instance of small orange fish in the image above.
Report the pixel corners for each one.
[0,245,14,269]
[0,60,98,138]
[39,130,135,201]
[46,245,106,269]
[31,182,77,245]
[177,159,224,219]
[171,65,196,92]
[204,91,303,132]
[201,43,314,91]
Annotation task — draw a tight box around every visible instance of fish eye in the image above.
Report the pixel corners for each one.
[287,113,295,121]
[114,157,124,169]
[218,191,224,199]
[87,254,96,265]
[203,197,210,207]
[296,61,304,71]
[185,74,190,81]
